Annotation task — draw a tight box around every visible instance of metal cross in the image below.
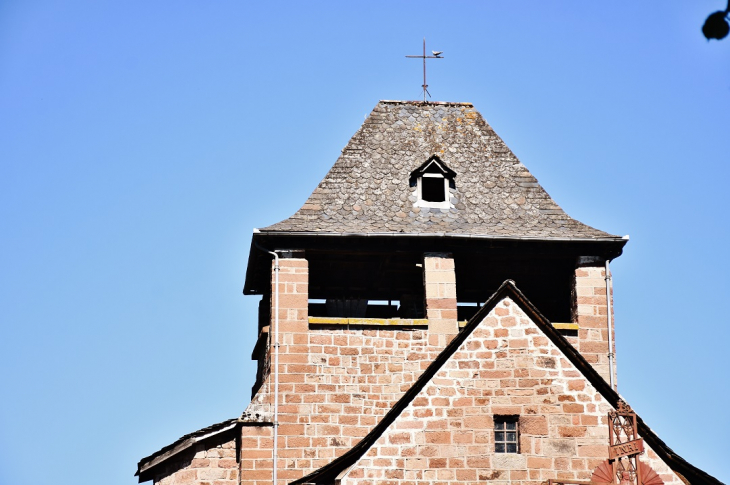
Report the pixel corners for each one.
[406,38,443,102]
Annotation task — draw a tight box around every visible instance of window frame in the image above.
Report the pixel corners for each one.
[494,415,520,454]
[417,173,450,207]
[411,155,455,209]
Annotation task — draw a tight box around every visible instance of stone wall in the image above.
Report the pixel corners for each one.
[340,297,681,485]
[572,265,616,386]
[233,256,685,485]
[242,326,446,484]
[152,433,238,485]
[246,257,308,418]
[242,255,454,484]
[238,425,274,485]
[423,252,458,343]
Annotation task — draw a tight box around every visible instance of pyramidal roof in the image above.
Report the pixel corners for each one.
[261,100,619,241]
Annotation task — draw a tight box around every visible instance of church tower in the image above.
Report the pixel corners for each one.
[244,100,626,400]
[136,101,720,485]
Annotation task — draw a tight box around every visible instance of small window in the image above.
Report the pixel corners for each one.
[494,416,519,453]
[421,175,446,202]
[410,155,456,209]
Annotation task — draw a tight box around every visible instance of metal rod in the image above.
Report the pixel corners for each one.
[405,38,442,102]
[422,38,427,102]
[605,259,615,391]
[272,252,279,485]
[252,241,279,485]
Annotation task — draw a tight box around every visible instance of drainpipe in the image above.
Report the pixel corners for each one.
[605,259,615,391]
[254,241,279,485]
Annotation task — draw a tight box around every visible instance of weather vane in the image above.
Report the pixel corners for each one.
[406,38,443,102]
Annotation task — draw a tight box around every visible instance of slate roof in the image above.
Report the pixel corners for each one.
[292,281,723,485]
[261,101,620,241]
[135,417,271,482]
[136,418,238,480]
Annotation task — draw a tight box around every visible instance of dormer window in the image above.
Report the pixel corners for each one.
[421,173,447,202]
[410,155,456,209]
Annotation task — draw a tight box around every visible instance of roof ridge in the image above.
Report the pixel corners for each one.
[379,100,474,107]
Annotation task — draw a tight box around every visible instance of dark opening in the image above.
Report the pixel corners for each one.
[457,302,481,322]
[455,252,574,323]
[308,299,412,319]
[558,328,578,338]
[422,176,445,202]
[307,251,425,319]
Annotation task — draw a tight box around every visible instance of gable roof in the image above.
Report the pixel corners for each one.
[291,280,723,485]
[136,418,238,481]
[136,418,271,482]
[410,154,456,179]
[261,101,622,242]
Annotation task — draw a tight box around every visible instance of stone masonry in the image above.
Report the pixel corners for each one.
[148,287,684,485]
[339,297,681,485]
[241,256,449,484]
[237,257,633,485]
[239,426,274,485]
[145,256,690,485]
[572,265,616,386]
[423,253,458,344]
[152,433,238,485]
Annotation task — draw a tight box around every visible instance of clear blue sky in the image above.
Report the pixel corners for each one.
[1,2,728,484]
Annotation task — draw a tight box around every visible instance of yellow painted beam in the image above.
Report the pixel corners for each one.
[308,317,348,324]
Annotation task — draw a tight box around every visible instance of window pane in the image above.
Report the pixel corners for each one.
[421,177,446,202]
[495,417,520,453]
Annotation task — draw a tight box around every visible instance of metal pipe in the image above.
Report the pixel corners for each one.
[253,241,279,485]
[605,259,615,391]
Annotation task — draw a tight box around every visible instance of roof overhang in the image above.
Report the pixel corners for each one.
[136,419,272,483]
[243,230,628,295]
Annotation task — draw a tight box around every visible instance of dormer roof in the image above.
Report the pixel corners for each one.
[260,100,621,241]
[410,154,456,180]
